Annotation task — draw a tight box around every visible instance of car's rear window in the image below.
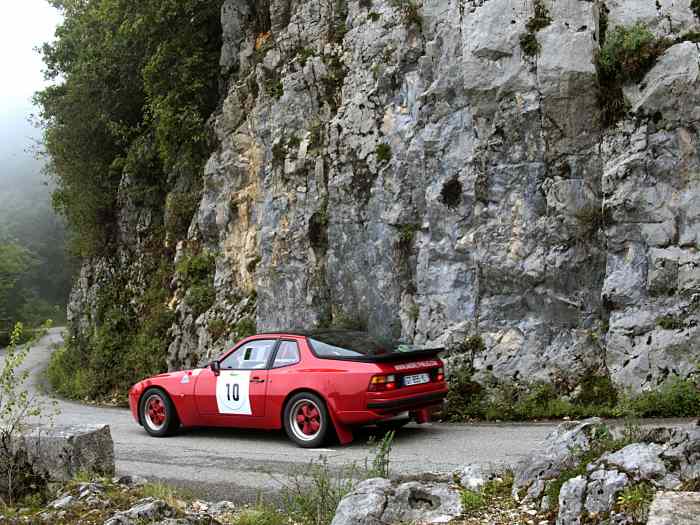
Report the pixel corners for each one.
[308,331,420,358]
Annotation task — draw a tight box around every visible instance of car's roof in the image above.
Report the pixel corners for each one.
[251,329,368,338]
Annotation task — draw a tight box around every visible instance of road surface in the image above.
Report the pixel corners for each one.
[2,328,695,502]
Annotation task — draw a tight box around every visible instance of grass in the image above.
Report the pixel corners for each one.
[443,366,700,422]
[460,472,516,516]
[615,483,655,523]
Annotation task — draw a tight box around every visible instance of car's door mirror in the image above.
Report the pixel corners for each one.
[210,360,221,376]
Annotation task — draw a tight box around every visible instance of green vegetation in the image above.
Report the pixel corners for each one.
[0,323,55,506]
[35,0,223,257]
[545,423,645,511]
[48,260,175,403]
[444,365,699,422]
[656,314,684,330]
[375,143,392,164]
[519,0,551,57]
[460,472,515,515]
[519,32,541,57]
[389,0,422,28]
[282,431,395,525]
[595,23,670,126]
[690,0,700,20]
[615,482,655,523]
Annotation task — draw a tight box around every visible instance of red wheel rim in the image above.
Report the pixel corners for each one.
[289,399,323,442]
[296,402,321,435]
[144,394,166,430]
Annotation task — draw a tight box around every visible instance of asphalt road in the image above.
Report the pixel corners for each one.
[3,328,696,502]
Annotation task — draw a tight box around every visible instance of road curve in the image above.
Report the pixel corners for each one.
[3,328,695,502]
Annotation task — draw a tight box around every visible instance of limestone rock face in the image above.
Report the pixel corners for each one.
[67,0,700,393]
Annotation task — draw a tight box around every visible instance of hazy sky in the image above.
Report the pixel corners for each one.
[0,0,62,112]
[0,1,62,169]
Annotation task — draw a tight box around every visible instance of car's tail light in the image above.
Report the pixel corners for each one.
[368,374,397,391]
[436,367,445,382]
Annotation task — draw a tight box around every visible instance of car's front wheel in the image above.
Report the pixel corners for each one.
[283,392,329,448]
[139,388,179,437]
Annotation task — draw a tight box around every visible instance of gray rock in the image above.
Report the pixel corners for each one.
[21,424,114,482]
[647,492,700,525]
[48,494,78,510]
[583,469,629,515]
[513,418,604,501]
[556,475,586,525]
[331,477,462,525]
[457,463,489,490]
[599,443,667,481]
[105,498,177,525]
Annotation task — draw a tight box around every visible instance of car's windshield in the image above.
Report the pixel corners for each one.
[308,331,422,358]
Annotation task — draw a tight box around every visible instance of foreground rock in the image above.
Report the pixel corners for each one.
[647,492,700,525]
[21,424,114,481]
[512,418,700,524]
[331,478,462,525]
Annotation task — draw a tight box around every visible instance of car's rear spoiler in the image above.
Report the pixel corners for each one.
[317,347,444,363]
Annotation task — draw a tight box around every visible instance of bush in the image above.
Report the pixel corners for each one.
[595,23,670,126]
[0,323,55,506]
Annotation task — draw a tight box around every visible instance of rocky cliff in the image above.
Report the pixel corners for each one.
[68,0,700,395]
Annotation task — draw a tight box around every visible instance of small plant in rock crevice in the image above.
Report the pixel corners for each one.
[595,22,670,126]
[375,143,392,164]
[519,0,552,57]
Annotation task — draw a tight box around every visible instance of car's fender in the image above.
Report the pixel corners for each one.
[133,370,200,427]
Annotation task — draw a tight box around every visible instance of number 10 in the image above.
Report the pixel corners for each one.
[226,383,240,402]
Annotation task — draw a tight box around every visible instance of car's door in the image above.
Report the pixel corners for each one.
[194,338,277,419]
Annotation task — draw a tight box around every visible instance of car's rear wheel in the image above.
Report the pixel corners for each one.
[284,392,329,448]
[139,388,179,437]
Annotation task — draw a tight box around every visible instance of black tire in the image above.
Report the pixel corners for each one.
[283,392,329,448]
[139,388,179,437]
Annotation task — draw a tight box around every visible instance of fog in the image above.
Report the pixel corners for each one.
[0,1,71,330]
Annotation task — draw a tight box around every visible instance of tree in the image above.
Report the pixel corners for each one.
[0,244,36,341]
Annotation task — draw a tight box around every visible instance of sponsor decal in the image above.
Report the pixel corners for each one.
[216,370,252,415]
[394,360,440,371]
[180,374,190,384]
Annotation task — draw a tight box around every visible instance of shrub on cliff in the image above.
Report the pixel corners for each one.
[595,23,670,126]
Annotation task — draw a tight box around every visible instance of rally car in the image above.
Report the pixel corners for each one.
[128,330,448,447]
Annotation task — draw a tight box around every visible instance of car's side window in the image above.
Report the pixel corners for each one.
[220,339,277,370]
[272,341,300,368]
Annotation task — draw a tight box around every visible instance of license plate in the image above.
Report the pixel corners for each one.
[403,373,430,386]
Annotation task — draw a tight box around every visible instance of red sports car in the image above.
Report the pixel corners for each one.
[128,330,448,447]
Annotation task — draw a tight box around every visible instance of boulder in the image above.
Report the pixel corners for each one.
[21,424,114,481]
[513,418,604,500]
[331,478,462,525]
[104,498,177,525]
[599,443,667,481]
[647,492,700,525]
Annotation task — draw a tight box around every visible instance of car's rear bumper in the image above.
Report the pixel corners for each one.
[334,385,448,425]
[366,391,447,411]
